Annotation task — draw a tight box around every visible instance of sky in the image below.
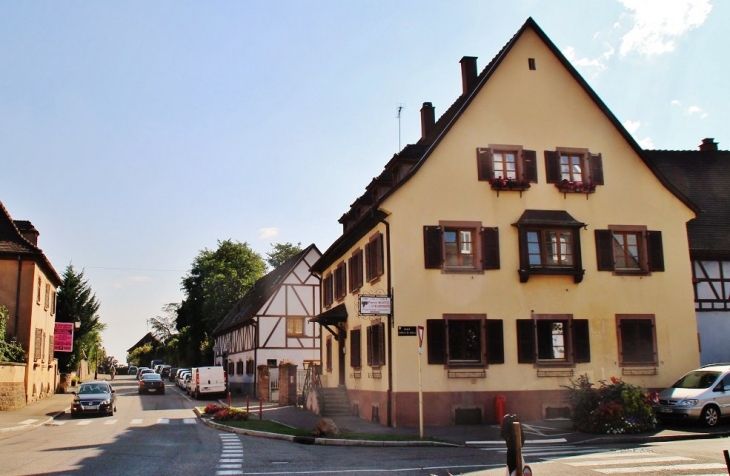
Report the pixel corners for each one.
[0,1,726,362]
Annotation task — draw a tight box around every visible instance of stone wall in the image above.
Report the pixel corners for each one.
[0,363,27,411]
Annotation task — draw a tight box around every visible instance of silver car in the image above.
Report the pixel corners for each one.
[653,364,730,427]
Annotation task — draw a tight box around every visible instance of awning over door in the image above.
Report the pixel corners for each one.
[309,304,348,340]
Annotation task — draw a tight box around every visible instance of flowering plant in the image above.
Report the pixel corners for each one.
[564,374,656,434]
[489,176,531,190]
[212,407,250,421]
[555,179,596,193]
[204,404,223,415]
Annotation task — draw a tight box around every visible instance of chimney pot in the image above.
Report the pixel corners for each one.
[460,56,478,94]
[700,138,718,152]
[420,102,435,140]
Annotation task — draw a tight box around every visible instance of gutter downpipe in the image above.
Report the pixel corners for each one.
[377,212,394,427]
[14,255,22,337]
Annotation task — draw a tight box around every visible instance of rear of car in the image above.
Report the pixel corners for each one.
[653,364,730,427]
[189,366,227,400]
[128,365,138,375]
[139,373,166,395]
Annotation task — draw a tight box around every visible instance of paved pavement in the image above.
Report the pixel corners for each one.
[3,383,730,449]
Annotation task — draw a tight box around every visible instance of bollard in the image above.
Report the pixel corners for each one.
[724,449,730,472]
[259,399,263,420]
[513,422,523,476]
[246,396,250,413]
[227,391,231,407]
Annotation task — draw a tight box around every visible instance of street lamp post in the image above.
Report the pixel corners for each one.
[94,344,98,380]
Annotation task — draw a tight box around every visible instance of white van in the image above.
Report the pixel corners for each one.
[189,366,227,399]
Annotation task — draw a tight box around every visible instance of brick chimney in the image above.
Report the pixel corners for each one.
[420,102,435,140]
[699,138,718,152]
[460,56,478,94]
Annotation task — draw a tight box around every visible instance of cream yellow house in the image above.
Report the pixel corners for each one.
[0,200,62,407]
[310,18,700,427]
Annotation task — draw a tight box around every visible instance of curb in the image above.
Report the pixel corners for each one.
[573,430,730,446]
[0,408,67,434]
[193,408,458,447]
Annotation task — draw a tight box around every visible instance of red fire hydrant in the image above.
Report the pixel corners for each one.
[495,395,506,424]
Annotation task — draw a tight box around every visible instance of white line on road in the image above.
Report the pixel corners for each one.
[595,463,727,474]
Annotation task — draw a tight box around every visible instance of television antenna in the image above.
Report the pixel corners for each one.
[396,104,405,151]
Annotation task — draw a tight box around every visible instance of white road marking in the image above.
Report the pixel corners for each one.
[76,420,92,425]
[595,463,727,474]
[19,419,38,425]
[130,419,143,425]
[104,419,118,425]
[567,456,693,466]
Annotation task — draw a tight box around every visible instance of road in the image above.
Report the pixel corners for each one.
[2,375,730,475]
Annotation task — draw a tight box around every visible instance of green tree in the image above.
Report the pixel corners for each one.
[55,265,106,372]
[148,303,178,342]
[127,343,155,367]
[266,242,303,268]
[0,305,26,363]
[177,240,266,365]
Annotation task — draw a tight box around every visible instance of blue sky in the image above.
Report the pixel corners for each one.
[1,1,725,362]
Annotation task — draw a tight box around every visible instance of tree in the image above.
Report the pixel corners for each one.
[266,242,303,269]
[55,265,106,372]
[177,240,266,365]
[148,303,178,342]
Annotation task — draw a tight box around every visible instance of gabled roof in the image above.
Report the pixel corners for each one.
[0,200,62,285]
[313,17,699,273]
[646,142,730,258]
[213,244,321,336]
[126,332,162,353]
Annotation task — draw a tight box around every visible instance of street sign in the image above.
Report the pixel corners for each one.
[398,326,417,336]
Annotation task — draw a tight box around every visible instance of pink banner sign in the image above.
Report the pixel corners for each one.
[54,322,74,352]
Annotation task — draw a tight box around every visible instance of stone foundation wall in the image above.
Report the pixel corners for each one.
[0,363,27,411]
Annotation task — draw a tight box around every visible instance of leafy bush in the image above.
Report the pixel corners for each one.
[0,306,26,363]
[565,374,656,434]
[213,407,249,422]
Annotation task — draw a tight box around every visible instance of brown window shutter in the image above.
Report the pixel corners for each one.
[364,242,372,281]
[350,329,361,368]
[589,153,604,185]
[481,227,500,270]
[476,148,494,181]
[517,229,530,271]
[595,230,615,271]
[375,233,384,277]
[34,328,43,360]
[487,319,504,364]
[366,326,373,366]
[377,322,386,366]
[544,150,561,184]
[348,256,355,292]
[423,226,443,269]
[572,319,591,363]
[516,320,536,363]
[427,319,446,364]
[647,231,665,272]
[523,150,538,182]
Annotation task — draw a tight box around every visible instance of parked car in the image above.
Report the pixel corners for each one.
[189,366,227,399]
[166,367,178,382]
[177,370,191,389]
[71,381,117,417]
[139,373,166,395]
[174,368,189,385]
[653,363,730,427]
[128,365,138,375]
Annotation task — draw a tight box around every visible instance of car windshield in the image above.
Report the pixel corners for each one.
[78,384,109,394]
[672,371,721,389]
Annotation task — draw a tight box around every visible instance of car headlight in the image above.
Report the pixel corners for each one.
[677,399,699,407]
[73,397,80,404]
[101,399,111,405]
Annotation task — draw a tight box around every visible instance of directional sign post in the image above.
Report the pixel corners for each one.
[417,325,424,439]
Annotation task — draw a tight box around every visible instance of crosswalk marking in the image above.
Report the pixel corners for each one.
[19,419,38,425]
[183,418,197,424]
[76,420,92,426]
[595,463,727,474]
[567,455,694,466]
[157,418,169,424]
[130,419,143,425]
[104,419,118,425]
[217,434,243,476]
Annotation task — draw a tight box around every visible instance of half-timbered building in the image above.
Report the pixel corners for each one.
[310,18,701,427]
[212,244,321,396]
[649,139,730,365]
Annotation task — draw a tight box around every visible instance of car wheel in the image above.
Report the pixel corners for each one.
[701,405,720,427]
[195,390,200,400]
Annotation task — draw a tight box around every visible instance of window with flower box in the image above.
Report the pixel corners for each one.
[424,222,500,273]
[595,226,664,275]
[427,315,504,367]
[477,146,537,191]
[514,210,585,283]
[545,148,603,193]
[517,314,590,365]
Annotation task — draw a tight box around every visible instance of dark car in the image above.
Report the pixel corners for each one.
[139,373,165,395]
[167,367,179,382]
[71,381,117,417]
[161,366,174,379]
